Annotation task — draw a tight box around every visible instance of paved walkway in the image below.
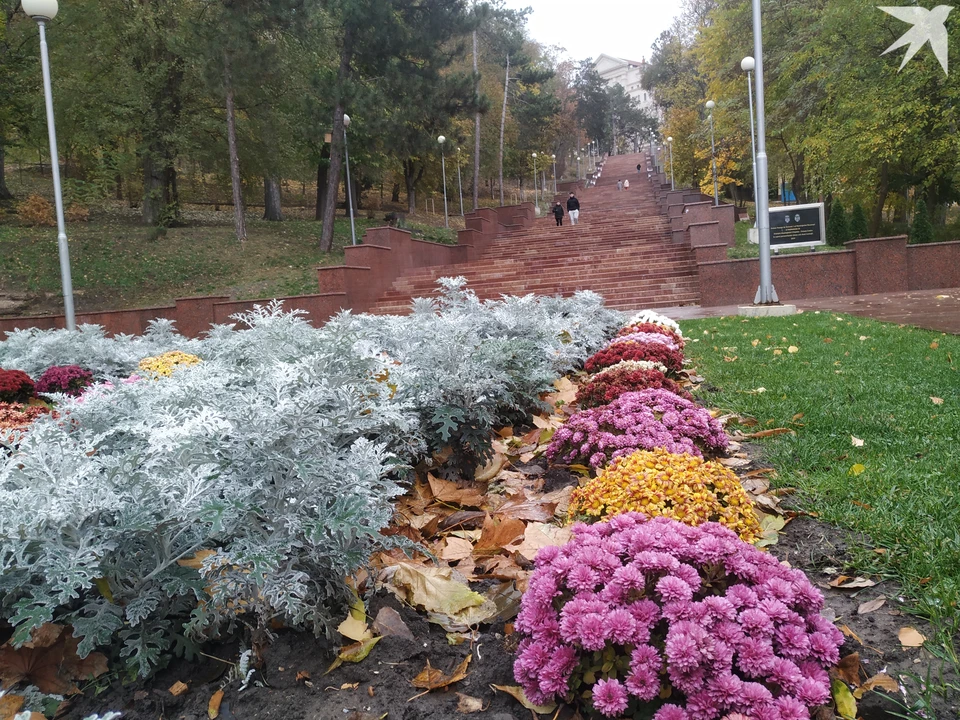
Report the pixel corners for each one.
[658,288,960,334]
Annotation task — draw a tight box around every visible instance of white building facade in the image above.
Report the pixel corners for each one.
[592,54,657,115]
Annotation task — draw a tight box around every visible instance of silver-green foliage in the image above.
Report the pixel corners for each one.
[0,283,619,676]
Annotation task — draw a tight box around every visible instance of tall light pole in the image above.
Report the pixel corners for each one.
[342,113,358,246]
[705,100,719,206]
[531,152,538,211]
[551,154,557,194]
[437,135,449,228]
[456,147,464,216]
[742,56,760,226]
[751,0,777,304]
[576,154,581,181]
[22,0,75,330]
[667,136,675,191]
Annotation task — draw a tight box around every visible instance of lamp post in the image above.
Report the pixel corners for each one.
[576,154,581,181]
[455,147,464,216]
[531,152,538,211]
[341,113,358,246]
[705,100,719,206]
[437,135,448,228]
[750,0,777,304]
[667,137,675,191]
[22,0,75,330]
[741,56,760,226]
[551,154,557,194]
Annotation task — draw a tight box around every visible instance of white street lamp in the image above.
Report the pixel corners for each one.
[437,136,448,228]
[22,0,75,330]
[750,2,778,304]
[705,100,719,206]
[741,56,760,228]
[342,113,357,246]
[576,154,581,182]
[456,147,464,216]
[667,137,675,191]
[551,154,557,194]
[531,152,538,211]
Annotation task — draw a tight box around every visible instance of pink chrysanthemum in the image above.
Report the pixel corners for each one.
[592,677,629,717]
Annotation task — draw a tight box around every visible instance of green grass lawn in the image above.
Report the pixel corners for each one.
[681,312,960,633]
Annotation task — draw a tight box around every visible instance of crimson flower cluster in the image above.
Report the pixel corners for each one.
[618,322,685,349]
[608,332,681,352]
[0,369,35,403]
[35,365,95,397]
[546,388,728,467]
[585,341,685,376]
[514,513,843,720]
[576,366,691,409]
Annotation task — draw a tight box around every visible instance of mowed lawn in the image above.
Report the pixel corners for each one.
[681,312,960,629]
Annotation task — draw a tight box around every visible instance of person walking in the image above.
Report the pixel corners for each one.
[636,163,642,174]
[617,179,623,191]
[623,178,630,189]
[566,192,580,226]
[552,202,564,226]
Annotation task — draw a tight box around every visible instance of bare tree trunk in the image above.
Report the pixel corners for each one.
[320,103,345,251]
[142,154,167,226]
[498,54,510,207]
[264,177,282,221]
[391,183,400,203]
[315,146,329,221]
[870,161,889,237]
[0,143,14,201]
[224,52,247,244]
[472,28,480,211]
[405,159,424,215]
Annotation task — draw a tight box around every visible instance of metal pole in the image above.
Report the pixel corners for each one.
[752,0,777,304]
[440,151,448,228]
[456,153,464,216]
[747,71,759,225]
[709,113,719,205]
[552,159,557,194]
[669,142,675,191]
[533,156,538,210]
[36,20,75,330]
[343,128,357,246]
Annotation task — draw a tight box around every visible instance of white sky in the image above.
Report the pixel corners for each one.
[503,0,682,65]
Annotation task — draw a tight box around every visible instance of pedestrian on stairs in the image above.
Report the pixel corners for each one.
[617,179,624,191]
[623,178,630,189]
[552,202,564,226]
[566,192,580,225]
[637,163,642,174]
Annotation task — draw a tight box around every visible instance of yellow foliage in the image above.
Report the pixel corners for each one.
[569,449,761,542]
[138,351,202,378]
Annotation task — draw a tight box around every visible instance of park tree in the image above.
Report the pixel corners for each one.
[849,203,868,240]
[911,199,934,244]
[826,199,849,247]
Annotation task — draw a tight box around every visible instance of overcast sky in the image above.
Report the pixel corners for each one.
[502,0,681,65]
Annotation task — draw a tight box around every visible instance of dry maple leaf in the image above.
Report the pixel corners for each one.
[0,624,108,695]
[411,655,471,690]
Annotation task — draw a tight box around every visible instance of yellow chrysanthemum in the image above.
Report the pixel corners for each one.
[569,448,761,543]
[138,351,202,378]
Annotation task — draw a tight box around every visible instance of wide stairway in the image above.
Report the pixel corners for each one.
[367,152,700,313]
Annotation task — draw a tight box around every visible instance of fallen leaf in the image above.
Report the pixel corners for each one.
[208,689,224,719]
[839,624,863,645]
[177,549,217,571]
[0,624,109,695]
[930,341,939,350]
[848,464,866,477]
[494,493,557,523]
[169,681,189,696]
[898,627,925,648]
[724,355,738,362]
[744,428,794,439]
[931,397,944,405]
[719,457,751,468]
[773,349,783,356]
[788,346,799,353]
[428,474,485,508]
[824,338,834,344]
[829,576,877,589]
[0,694,25,719]
[325,637,382,674]
[491,684,556,713]
[338,613,372,643]
[857,597,886,615]
[831,677,857,720]
[835,653,861,686]
[854,673,899,698]
[372,607,414,640]
[514,523,573,562]
[456,692,485,713]
[296,671,311,682]
[474,515,526,555]
[440,537,475,562]
[751,339,760,347]
[755,513,785,547]
[851,436,864,447]
[411,655,471,691]
[389,563,486,616]
[474,454,506,482]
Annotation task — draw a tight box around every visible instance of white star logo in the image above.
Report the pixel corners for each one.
[879,5,954,74]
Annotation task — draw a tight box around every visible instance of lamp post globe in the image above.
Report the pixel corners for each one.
[741,56,755,72]
[342,113,351,129]
[437,135,445,145]
[21,0,58,19]
[705,99,715,111]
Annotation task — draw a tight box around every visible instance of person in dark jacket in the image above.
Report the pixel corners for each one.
[552,202,564,226]
[566,192,580,225]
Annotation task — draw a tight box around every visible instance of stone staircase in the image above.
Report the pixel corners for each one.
[365,152,701,314]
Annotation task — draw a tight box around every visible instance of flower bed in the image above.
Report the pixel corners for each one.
[35,365,94,397]
[514,513,843,719]
[138,350,202,378]
[0,402,51,435]
[618,322,685,350]
[608,331,681,352]
[585,341,685,375]
[576,365,691,408]
[546,388,728,467]
[0,369,35,403]
[569,449,760,542]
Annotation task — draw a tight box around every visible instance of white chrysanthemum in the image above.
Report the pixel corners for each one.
[625,310,683,336]
[592,359,669,378]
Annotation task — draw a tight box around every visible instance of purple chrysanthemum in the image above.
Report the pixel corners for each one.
[592,677,629,717]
